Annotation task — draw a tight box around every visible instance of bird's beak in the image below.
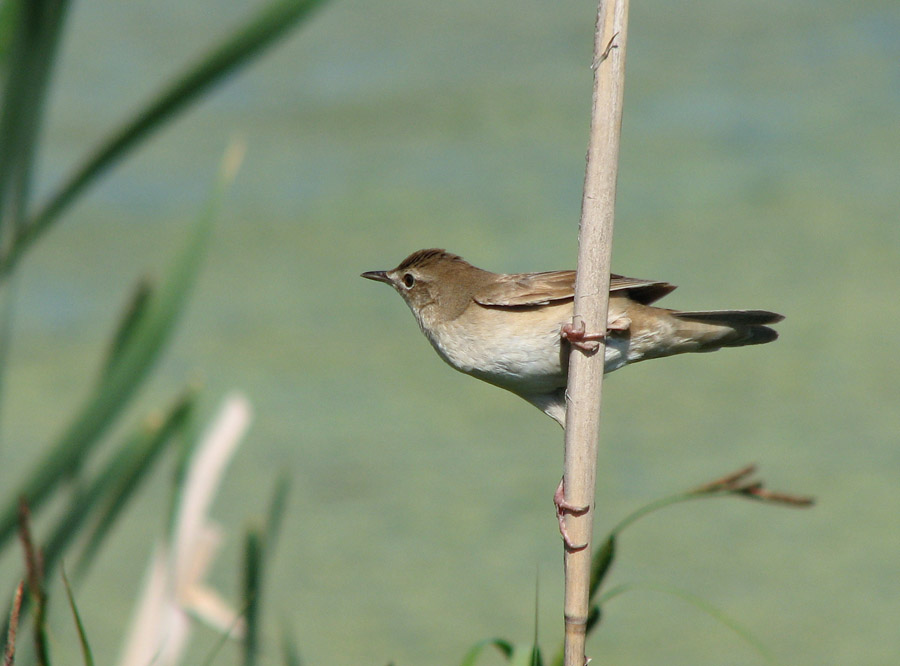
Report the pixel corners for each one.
[360,270,392,284]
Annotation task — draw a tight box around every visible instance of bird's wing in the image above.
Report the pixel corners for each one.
[609,274,677,304]
[474,271,676,307]
[473,271,576,306]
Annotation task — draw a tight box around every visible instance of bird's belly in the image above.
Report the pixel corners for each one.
[429,318,565,394]
[425,311,633,394]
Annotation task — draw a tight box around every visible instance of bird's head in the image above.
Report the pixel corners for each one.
[361,249,484,325]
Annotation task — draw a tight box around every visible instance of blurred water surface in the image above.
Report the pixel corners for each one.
[3,0,898,663]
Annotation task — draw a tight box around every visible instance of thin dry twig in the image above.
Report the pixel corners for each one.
[692,464,814,507]
[692,464,758,493]
[737,484,815,507]
[3,582,24,666]
[17,499,49,666]
[16,500,43,594]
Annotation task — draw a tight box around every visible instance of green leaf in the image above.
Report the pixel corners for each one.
[0,144,237,550]
[551,486,731,666]
[72,389,196,577]
[242,527,264,666]
[0,1,22,63]
[585,603,601,633]
[0,276,19,435]
[589,534,616,599]
[0,0,72,241]
[598,582,783,666]
[279,625,304,666]
[460,638,515,665]
[61,566,94,666]
[1,0,328,278]
[243,477,290,666]
[16,499,50,666]
[97,277,154,385]
[264,473,291,554]
[508,645,542,666]
[1,391,195,638]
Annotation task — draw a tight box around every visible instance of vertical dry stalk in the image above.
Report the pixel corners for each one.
[563,0,629,664]
[3,582,24,666]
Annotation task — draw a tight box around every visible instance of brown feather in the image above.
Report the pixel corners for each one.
[671,309,784,325]
[473,271,676,308]
[610,275,677,304]
[473,271,575,307]
[395,248,466,271]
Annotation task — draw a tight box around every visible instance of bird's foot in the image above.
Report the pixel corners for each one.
[554,477,590,551]
[561,320,605,353]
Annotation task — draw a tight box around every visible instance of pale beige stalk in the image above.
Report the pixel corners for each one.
[563,1,629,664]
[117,393,252,666]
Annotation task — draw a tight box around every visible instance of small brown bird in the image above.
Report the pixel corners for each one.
[362,249,783,428]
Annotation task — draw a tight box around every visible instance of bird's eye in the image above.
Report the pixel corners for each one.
[402,273,416,288]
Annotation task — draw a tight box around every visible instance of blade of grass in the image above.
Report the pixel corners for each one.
[532,572,540,666]
[0,0,71,239]
[61,565,94,666]
[242,527,263,666]
[71,388,197,577]
[588,534,616,601]
[279,625,303,666]
[590,465,813,601]
[0,142,242,550]
[0,0,71,443]
[509,646,542,666]
[0,1,22,63]
[551,466,810,666]
[165,408,200,538]
[589,464,812,604]
[1,390,196,641]
[240,477,290,666]
[17,500,48,666]
[0,274,18,444]
[460,638,514,666]
[263,474,290,556]
[597,581,782,666]
[1,0,327,279]
[97,277,154,386]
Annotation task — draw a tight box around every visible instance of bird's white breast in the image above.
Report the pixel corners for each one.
[414,302,633,394]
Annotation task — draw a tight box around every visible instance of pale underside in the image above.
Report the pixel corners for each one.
[416,295,675,427]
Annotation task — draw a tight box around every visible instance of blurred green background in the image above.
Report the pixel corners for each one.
[2,0,898,663]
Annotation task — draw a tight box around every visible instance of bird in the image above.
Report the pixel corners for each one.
[362,249,782,427]
[362,249,783,547]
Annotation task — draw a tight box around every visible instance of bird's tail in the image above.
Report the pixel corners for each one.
[669,309,783,351]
